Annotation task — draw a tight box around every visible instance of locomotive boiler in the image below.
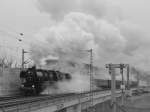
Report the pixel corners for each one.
[20,66,71,95]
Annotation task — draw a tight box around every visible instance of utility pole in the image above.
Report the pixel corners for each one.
[90,49,93,108]
[120,64,125,105]
[87,49,94,112]
[127,65,130,90]
[106,64,129,108]
[106,64,116,112]
[22,49,28,69]
[126,65,131,97]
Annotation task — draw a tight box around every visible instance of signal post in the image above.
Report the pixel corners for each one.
[106,63,130,112]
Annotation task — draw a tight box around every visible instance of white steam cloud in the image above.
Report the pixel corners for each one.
[42,73,91,94]
[30,0,150,92]
[31,13,127,68]
[37,0,108,19]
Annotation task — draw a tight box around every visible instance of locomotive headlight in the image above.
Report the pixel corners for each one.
[32,85,35,88]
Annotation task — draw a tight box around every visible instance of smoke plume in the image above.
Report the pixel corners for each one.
[30,0,150,92]
[42,73,91,94]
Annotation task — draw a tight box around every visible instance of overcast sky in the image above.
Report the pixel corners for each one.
[0,0,150,69]
[0,0,149,37]
[112,0,150,33]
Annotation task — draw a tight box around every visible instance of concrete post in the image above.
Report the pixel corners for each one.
[127,65,130,90]
[120,67,124,106]
[111,68,116,112]
[126,65,131,96]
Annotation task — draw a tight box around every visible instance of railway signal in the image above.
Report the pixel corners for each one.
[106,63,130,111]
[106,65,116,112]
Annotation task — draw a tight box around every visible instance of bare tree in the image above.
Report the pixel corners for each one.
[0,55,16,68]
[5,57,14,68]
[0,56,6,68]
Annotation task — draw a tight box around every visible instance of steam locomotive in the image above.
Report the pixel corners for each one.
[20,66,71,95]
[20,66,138,96]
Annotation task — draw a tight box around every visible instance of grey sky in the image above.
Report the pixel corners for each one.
[0,0,150,69]
[0,0,149,35]
[112,0,150,34]
[0,0,49,36]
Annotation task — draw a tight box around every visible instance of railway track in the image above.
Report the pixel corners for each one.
[0,95,23,101]
[0,93,76,108]
[0,89,124,112]
[0,88,123,109]
[0,89,110,107]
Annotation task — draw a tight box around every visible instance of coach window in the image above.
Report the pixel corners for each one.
[36,71,43,77]
[44,72,48,78]
[49,72,53,79]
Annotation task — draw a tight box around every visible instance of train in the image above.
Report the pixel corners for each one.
[20,66,72,95]
[94,79,138,90]
[20,66,138,95]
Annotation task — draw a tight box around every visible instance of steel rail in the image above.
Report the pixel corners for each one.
[0,93,76,107]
